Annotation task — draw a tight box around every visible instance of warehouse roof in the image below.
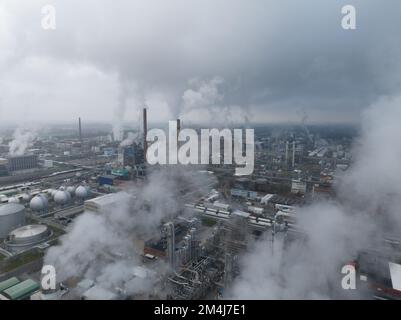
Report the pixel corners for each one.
[3,279,40,300]
[0,277,20,292]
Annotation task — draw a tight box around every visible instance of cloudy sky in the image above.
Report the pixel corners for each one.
[0,0,400,126]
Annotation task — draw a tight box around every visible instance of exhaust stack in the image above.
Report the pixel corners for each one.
[143,108,148,159]
[176,119,181,140]
[78,117,82,141]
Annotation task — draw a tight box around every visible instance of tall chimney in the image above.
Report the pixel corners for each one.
[285,141,289,167]
[176,119,181,140]
[143,108,148,160]
[78,117,82,141]
[292,141,296,168]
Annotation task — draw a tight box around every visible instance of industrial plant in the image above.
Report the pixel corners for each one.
[0,105,399,301]
[1,0,401,303]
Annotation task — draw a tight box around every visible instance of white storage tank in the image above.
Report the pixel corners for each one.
[0,203,26,238]
[4,224,52,253]
[75,186,89,199]
[22,193,32,203]
[30,194,48,212]
[54,189,71,205]
[7,197,20,204]
[66,186,76,196]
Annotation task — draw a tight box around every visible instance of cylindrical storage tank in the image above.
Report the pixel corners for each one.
[4,224,52,253]
[0,203,26,238]
[8,225,50,244]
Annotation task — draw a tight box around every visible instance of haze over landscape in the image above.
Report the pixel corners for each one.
[1,0,401,127]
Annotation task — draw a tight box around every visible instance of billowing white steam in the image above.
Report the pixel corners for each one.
[180,77,253,125]
[8,128,36,156]
[112,83,129,142]
[119,132,140,148]
[181,77,224,119]
[228,96,401,299]
[44,167,215,297]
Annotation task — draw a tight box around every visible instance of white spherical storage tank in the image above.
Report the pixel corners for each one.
[0,203,26,238]
[75,186,89,199]
[30,194,48,212]
[54,190,71,205]
[22,193,32,202]
[66,186,76,196]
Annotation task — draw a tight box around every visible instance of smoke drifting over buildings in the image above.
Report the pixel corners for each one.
[179,77,252,126]
[228,97,401,299]
[44,167,215,295]
[112,87,128,142]
[180,77,224,120]
[8,128,36,156]
[119,132,140,148]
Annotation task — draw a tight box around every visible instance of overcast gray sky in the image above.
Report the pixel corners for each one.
[0,0,400,126]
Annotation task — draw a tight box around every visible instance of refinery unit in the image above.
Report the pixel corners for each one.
[0,111,400,301]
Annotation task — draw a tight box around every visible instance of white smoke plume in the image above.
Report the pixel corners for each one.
[228,95,401,299]
[180,77,253,126]
[181,77,224,119]
[112,86,127,142]
[119,132,140,148]
[44,166,215,297]
[8,128,37,156]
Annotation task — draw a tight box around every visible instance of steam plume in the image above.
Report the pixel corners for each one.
[44,167,215,297]
[228,96,401,299]
[8,128,36,156]
[119,132,140,147]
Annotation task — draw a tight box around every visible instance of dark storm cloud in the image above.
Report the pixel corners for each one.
[0,0,400,124]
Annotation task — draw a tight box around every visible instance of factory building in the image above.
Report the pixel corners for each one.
[84,192,131,213]
[0,158,8,176]
[224,210,249,287]
[291,179,307,195]
[118,145,144,168]
[163,222,176,270]
[7,154,38,172]
[0,203,26,239]
[98,175,118,186]
[230,188,258,200]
